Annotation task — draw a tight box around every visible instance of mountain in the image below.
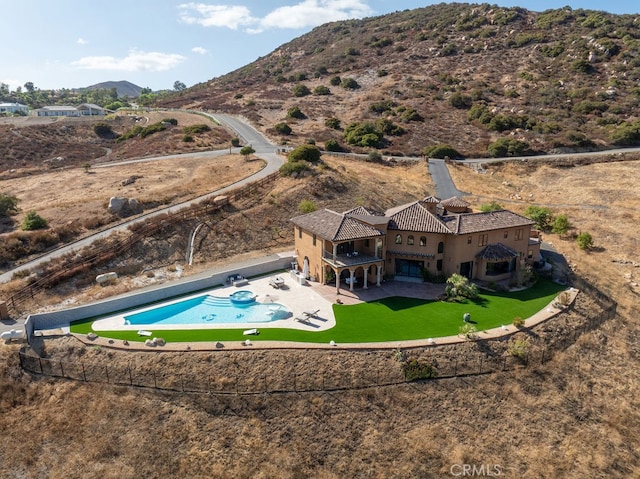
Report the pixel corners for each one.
[84,80,143,98]
[158,3,640,157]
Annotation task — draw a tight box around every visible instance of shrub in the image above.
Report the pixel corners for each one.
[344,122,383,148]
[298,199,317,213]
[552,214,571,235]
[508,338,530,361]
[369,100,397,114]
[480,201,503,212]
[231,137,240,147]
[445,274,479,301]
[0,193,19,217]
[287,106,306,119]
[329,76,341,86]
[340,78,360,89]
[139,122,166,138]
[117,124,143,142]
[367,151,383,162]
[279,161,309,177]
[93,122,114,137]
[22,211,48,231]
[448,92,472,109]
[274,123,292,135]
[423,144,460,159]
[182,134,194,142]
[325,117,341,129]
[487,137,530,157]
[576,232,594,250]
[403,359,438,381]
[239,146,255,160]
[182,124,211,135]
[288,145,321,163]
[512,316,525,328]
[459,323,478,341]
[324,139,343,152]
[292,84,311,97]
[313,85,331,96]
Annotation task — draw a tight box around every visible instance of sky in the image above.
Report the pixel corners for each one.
[1,0,637,93]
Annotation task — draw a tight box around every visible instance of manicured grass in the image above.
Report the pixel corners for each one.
[71,279,566,344]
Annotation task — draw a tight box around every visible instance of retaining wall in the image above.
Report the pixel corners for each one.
[25,253,295,343]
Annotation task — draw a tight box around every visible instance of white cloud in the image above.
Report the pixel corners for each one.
[192,46,208,54]
[71,49,186,72]
[178,3,256,29]
[178,0,374,33]
[260,0,374,31]
[77,37,88,45]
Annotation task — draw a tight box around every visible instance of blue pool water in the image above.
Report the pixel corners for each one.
[124,294,290,326]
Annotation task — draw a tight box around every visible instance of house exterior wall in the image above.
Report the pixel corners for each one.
[294,226,324,282]
[386,231,447,278]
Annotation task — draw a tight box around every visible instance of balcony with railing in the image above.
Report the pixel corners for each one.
[322,250,381,268]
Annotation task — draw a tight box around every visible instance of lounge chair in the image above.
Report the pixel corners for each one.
[303,309,320,318]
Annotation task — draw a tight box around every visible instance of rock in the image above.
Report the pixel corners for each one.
[144,338,156,347]
[127,198,143,215]
[87,332,98,341]
[108,197,127,215]
[108,196,143,217]
[154,337,166,346]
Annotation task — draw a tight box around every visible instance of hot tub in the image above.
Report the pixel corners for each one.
[229,290,256,304]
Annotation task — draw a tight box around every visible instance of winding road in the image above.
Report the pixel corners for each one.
[0,114,284,285]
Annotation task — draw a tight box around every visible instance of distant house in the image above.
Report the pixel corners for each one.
[291,197,541,293]
[34,103,105,117]
[0,102,29,115]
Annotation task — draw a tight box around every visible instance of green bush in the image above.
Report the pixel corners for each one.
[288,145,321,163]
[508,338,530,361]
[552,214,571,235]
[324,139,343,152]
[313,85,331,95]
[231,137,241,147]
[287,106,306,119]
[479,201,503,212]
[0,193,19,217]
[329,76,342,86]
[576,232,594,250]
[524,205,553,231]
[340,78,360,89]
[423,144,460,159]
[182,135,194,142]
[325,117,341,129]
[344,122,383,148]
[448,92,472,109]
[117,125,143,142]
[22,211,48,231]
[274,123,292,135]
[445,274,479,301]
[298,199,317,213]
[279,161,309,177]
[403,359,438,381]
[93,122,114,137]
[182,124,211,135]
[139,122,166,138]
[512,316,525,328]
[292,84,311,97]
[487,138,530,157]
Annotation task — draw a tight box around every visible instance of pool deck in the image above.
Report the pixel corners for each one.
[74,272,578,352]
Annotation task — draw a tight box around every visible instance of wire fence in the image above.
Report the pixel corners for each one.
[17,297,617,395]
[4,171,280,314]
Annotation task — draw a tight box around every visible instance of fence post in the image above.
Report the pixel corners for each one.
[105,365,109,383]
[82,363,86,382]
[454,359,458,377]
[38,357,43,374]
[129,367,133,386]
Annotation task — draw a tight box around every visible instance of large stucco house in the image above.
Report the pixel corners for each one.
[34,103,105,117]
[291,197,541,293]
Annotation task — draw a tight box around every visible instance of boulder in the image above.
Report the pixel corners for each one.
[108,197,128,215]
[107,197,143,218]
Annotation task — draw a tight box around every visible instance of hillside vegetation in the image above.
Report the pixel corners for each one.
[160,3,640,157]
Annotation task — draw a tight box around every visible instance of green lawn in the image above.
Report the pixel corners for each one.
[71,279,565,344]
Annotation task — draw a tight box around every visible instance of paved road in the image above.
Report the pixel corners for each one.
[0,114,284,285]
[427,159,466,199]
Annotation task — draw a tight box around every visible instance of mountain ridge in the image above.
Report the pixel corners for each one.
[158,3,640,157]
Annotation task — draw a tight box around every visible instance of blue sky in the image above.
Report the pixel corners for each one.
[1,0,637,92]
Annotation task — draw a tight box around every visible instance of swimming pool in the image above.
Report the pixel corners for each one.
[123,293,290,326]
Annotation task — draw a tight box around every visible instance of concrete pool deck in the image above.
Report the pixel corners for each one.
[74,272,578,352]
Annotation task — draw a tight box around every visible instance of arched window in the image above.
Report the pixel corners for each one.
[395,234,402,244]
[419,236,427,246]
[407,235,414,245]
[438,241,444,254]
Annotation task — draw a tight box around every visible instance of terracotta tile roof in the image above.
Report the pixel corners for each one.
[442,210,534,234]
[476,243,519,261]
[385,201,451,234]
[421,195,440,203]
[290,209,384,242]
[440,196,470,208]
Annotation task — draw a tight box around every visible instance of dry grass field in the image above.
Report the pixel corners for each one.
[1,145,640,477]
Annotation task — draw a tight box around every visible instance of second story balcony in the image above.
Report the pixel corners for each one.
[322,250,382,268]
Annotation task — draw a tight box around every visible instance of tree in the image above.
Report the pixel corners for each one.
[288,145,321,163]
[0,193,19,217]
[22,211,47,230]
[230,137,240,147]
[480,201,503,212]
[240,146,255,160]
[173,81,187,92]
[24,82,35,93]
[551,214,571,235]
[324,139,343,152]
[576,232,594,250]
[524,205,553,231]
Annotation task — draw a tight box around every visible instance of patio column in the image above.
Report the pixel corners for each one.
[363,268,369,289]
[332,244,337,262]
[335,272,340,295]
[349,269,355,291]
[376,265,382,286]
